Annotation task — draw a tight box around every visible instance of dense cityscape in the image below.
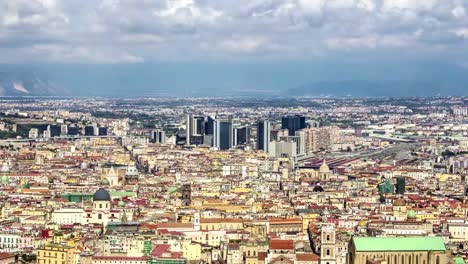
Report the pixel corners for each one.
[0,96,465,263]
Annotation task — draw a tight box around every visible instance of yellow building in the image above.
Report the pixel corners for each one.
[195,199,254,213]
[200,218,244,231]
[301,214,319,233]
[436,173,460,182]
[414,210,436,221]
[182,241,201,261]
[242,241,266,264]
[37,243,75,264]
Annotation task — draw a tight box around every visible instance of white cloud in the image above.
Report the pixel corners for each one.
[326,36,378,50]
[0,0,466,62]
[382,0,439,11]
[452,6,466,18]
[453,28,468,39]
[154,0,223,25]
[119,34,165,44]
[220,37,267,53]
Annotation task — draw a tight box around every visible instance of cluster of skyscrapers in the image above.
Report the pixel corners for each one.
[184,114,236,150]
[29,124,107,139]
[178,114,325,156]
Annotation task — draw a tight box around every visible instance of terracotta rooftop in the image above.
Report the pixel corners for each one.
[0,252,14,260]
[296,253,320,261]
[269,239,294,250]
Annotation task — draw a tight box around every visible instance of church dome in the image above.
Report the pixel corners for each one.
[358,220,367,227]
[100,178,109,185]
[93,188,111,201]
[319,160,330,173]
[313,184,324,192]
[393,198,405,206]
[1,175,8,184]
[407,210,416,219]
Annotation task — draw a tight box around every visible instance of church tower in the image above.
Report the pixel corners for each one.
[107,166,119,187]
[319,159,330,181]
[320,224,336,264]
[192,211,200,231]
[181,184,191,206]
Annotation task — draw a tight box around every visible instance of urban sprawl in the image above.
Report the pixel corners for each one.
[0,97,467,264]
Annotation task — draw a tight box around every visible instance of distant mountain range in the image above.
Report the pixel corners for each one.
[287,80,467,97]
[0,70,66,96]
[0,63,467,97]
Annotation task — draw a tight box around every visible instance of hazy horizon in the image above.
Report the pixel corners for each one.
[0,0,467,97]
[0,60,467,97]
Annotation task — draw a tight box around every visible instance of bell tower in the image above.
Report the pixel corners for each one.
[320,224,336,264]
[192,211,200,230]
[181,184,191,206]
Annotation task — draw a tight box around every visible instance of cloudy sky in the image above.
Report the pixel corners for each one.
[1,0,467,64]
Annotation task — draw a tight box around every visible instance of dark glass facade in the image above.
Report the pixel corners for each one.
[396,176,406,194]
[235,127,247,145]
[219,121,232,150]
[281,115,306,136]
[205,116,214,135]
[195,118,205,135]
[257,122,265,150]
[68,127,79,136]
[98,127,107,136]
[49,125,61,137]
[84,126,95,136]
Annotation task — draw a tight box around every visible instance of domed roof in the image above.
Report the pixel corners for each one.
[313,184,324,192]
[319,160,330,173]
[93,188,111,201]
[1,175,8,184]
[100,178,109,185]
[358,220,367,227]
[393,198,405,206]
[407,210,416,219]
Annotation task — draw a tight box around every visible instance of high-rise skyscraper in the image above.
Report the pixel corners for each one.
[205,116,214,135]
[84,126,95,136]
[186,114,205,145]
[98,127,108,136]
[257,120,270,152]
[48,125,61,137]
[296,127,339,154]
[281,115,306,136]
[151,129,166,144]
[213,118,233,150]
[68,127,79,136]
[233,126,248,146]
